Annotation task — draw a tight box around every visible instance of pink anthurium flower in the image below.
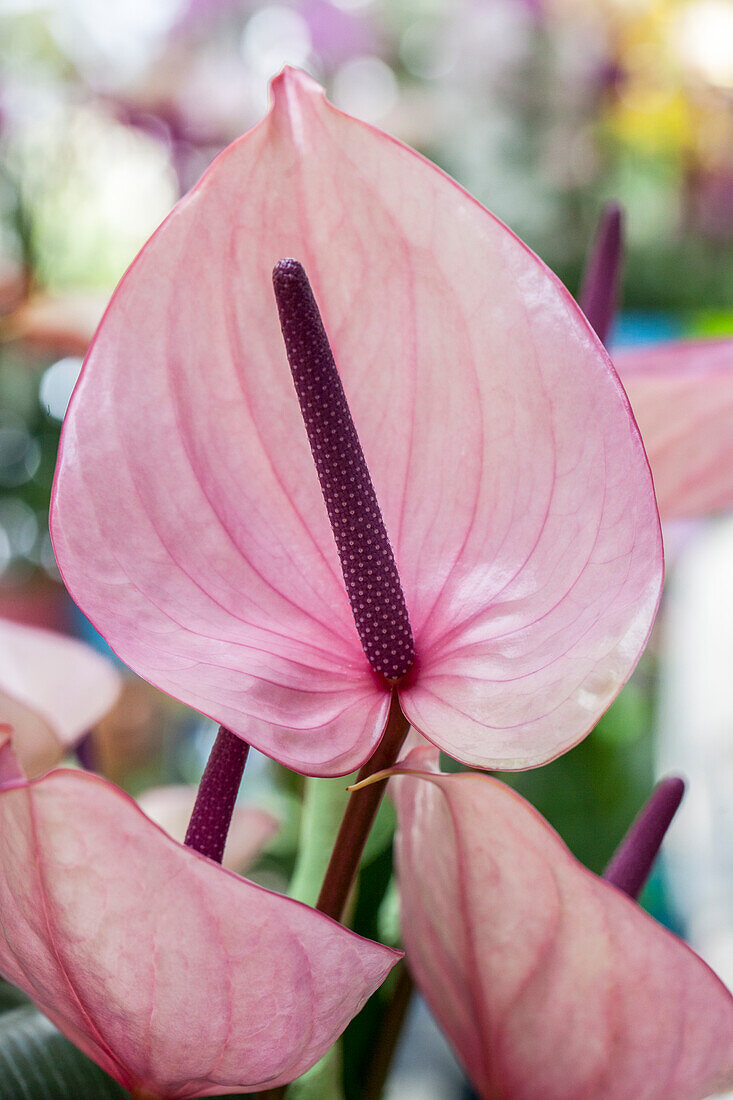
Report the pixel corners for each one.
[614,337,733,521]
[51,67,662,777]
[387,745,733,1100]
[137,783,278,872]
[579,205,733,523]
[0,735,399,1099]
[0,617,120,777]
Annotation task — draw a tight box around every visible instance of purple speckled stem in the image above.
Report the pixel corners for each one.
[272,258,414,683]
[184,726,249,863]
[578,203,623,346]
[603,776,685,900]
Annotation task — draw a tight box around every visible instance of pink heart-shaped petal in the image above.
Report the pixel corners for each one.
[52,68,662,774]
[392,747,733,1099]
[615,336,733,521]
[0,745,399,1097]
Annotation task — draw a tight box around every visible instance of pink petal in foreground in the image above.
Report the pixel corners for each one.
[51,67,662,775]
[614,337,733,521]
[137,783,278,873]
[0,745,399,1098]
[0,618,120,777]
[391,747,733,1100]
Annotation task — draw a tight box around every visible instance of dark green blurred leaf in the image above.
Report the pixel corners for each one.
[0,980,30,1014]
[0,1003,127,1098]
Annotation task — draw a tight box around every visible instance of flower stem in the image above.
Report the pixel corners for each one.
[316,690,410,921]
[184,725,249,863]
[252,692,409,1100]
[363,961,414,1100]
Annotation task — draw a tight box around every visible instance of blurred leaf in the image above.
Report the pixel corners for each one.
[289,775,351,907]
[289,1043,343,1100]
[0,1004,127,1098]
[0,980,29,1014]
[289,776,394,907]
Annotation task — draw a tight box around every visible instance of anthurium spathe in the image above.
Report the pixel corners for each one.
[389,746,733,1100]
[0,617,120,776]
[578,205,733,524]
[51,66,662,776]
[0,737,398,1098]
[614,337,733,521]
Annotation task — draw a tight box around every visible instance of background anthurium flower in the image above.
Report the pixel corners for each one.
[137,783,278,873]
[390,746,733,1100]
[0,617,120,777]
[51,66,662,776]
[0,738,399,1098]
[614,336,733,521]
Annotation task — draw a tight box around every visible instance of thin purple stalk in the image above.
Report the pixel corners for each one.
[184,726,249,863]
[75,731,95,771]
[272,258,414,682]
[578,202,623,346]
[603,776,685,900]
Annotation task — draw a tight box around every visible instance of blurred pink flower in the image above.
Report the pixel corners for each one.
[137,782,278,873]
[51,68,662,777]
[0,617,120,777]
[615,337,733,521]
[579,205,733,524]
[0,736,398,1099]
[389,745,733,1100]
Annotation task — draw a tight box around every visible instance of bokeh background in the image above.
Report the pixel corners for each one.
[0,1,731,1097]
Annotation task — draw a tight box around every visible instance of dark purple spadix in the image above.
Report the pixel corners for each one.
[272,258,414,682]
[603,776,685,900]
[578,202,623,347]
[184,726,249,863]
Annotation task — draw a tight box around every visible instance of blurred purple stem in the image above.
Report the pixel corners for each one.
[578,202,623,346]
[184,726,248,863]
[75,731,96,771]
[603,776,685,900]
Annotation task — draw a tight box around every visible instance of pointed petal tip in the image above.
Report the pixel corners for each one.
[269,66,324,109]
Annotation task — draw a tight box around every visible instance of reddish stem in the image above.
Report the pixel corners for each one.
[316,690,410,921]
[254,692,410,1100]
[184,726,249,863]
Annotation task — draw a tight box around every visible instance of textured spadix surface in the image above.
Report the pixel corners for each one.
[137,783,278,872]
[392,747,733,1100]
[51,67,662,775]
[0,745,398,1098]
[615,336,733,521]
[0,618,120,776]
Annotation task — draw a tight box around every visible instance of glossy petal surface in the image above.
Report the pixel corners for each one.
[52,68,661,773]
[0,618,120,776]
[137,783,278,872]
[0,751,398,1098]
[392,747,733,1100]
[615,337,733,521]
